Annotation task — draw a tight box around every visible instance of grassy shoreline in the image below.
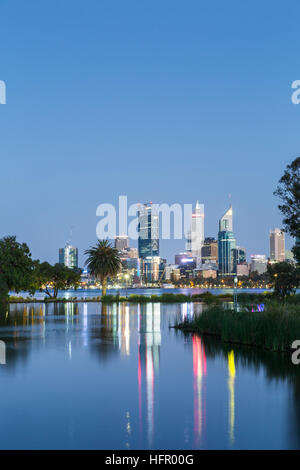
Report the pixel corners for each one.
[175,302,300,352]
[8,292,236,304]
[7,291,300,305]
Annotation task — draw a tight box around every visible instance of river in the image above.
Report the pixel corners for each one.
[0,301,299,449]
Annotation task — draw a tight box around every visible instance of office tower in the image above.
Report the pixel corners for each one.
[141,256,162,283]
[175,253,190,265]
[250,254,267,274]
[232,246,246,272]
[218,205,236,275]
[198,267,217,279]
[186,201,205,266]
[165,264,179,280]
[122,257,141,279]
[138,203,159,259]
[269,228,285,262]
[114,235,129,252]
[220,204,233,231]
[59,244,78,269]
[178,258,196,279]
[201,237,218,263]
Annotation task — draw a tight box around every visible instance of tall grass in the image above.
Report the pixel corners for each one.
[176,301,300,351]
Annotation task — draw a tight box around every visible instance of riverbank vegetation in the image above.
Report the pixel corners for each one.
[7,291,233,304]
[8,291,300,305]
[175,301,300,352]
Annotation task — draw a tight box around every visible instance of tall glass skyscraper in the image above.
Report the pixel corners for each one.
[186,201,205,267]
[59,244,78,269]
[138,203,159,259]
[218,205,236,275]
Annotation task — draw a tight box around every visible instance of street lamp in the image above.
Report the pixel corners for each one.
[234,276,238,312]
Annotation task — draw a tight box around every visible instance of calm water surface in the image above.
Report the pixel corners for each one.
[0,301,300,450]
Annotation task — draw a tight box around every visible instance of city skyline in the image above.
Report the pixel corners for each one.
[57,200,290,269]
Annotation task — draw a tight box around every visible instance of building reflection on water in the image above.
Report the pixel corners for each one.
[192,335,206,446]
[138,303,161,447]
[3,302,300,449]
[181,302,203,322]
[228,350,236,446]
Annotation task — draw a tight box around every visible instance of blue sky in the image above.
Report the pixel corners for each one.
[0,0,299,265]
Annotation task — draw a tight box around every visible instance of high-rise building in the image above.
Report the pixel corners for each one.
[201,237,218,263]
[59,244,78,269]
[114,235,129,252]
[165,264,179,281]
[269,228,285,262]
[178,258,196,279]
[218,205,236,276]
[138,203,159,259]
[186,201,204,266]
[232,246,246,271]
[175,253,190,265]
[140,256,165,283]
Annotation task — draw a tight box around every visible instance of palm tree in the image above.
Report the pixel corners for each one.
[84,240,122,296]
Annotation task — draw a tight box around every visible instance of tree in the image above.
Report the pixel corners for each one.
[274,157,300,262]
[34,262,81,299]
[0,236,35,302]
[267,262,299,299]
[84,240,122,296]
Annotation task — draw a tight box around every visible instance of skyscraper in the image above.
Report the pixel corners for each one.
[186,201,204,266]
[232,246,246,272]
[218,205,236,275]
[138,203,160,284]
[269,228,285,262]
[219,204,233,231]
[138,203,159,259]
[114,235,129,252]
[59,244,78,269]
[201,237,218,263]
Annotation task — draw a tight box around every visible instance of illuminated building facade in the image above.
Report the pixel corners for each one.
[186,201,205,266]
[197,268,217,279]
[269,228,285,262]
[201,237,218,263]
[59,244,78,269]
[218,205,236,276]
[138,203,159,259]
[232,246,246,272]
[141,256,165,283]
[178,257,196,279]
[175,252,189,265]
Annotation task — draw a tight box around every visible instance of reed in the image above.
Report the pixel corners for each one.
[176,301,300,351]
